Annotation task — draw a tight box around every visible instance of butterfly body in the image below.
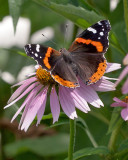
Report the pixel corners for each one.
[24,20,111,88]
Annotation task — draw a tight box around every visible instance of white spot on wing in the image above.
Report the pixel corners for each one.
[36,44,40,52]
[98,37,101,39]
[87,27,97,34]
[100,32,104,36]
[35,53,38,57]
[98,22,102,25]
[28,44,31,48]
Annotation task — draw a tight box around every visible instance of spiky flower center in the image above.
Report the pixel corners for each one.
[36,66,56,85]
[122,96,128,103]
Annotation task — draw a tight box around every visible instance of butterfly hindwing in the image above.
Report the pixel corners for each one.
[24,44,61,71]
[70,52,107,84]
[51,57,79,88]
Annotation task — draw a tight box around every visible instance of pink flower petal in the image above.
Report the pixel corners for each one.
[59,86,77,119]
[103,76,119,81]
[113,97,123,103]
[50,86,60,123]
[11,76,37,88]
[121,107,128,121]
[113,97,127,107]
[26,73,36,78]
[36,87,48,125]
[4,81,40,109]
[77,80,104,108]
[92,77,115,92]
[68,89,89,113]
[18,102,30,129]
[8,77,37,103]
[11,85,42,122]
[115,66,128,86]
[106,63,121,73]
[21,87,48,131]
[64,87,89,113]
[111,102,127,107]
[122,78,128,94]
[123,54,128,65]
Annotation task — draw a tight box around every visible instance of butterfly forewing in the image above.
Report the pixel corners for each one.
[24,44,61,71]
[69,20,111,53]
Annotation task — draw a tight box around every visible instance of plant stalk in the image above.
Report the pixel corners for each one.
[123,0,128,41]
[68,119,76,160]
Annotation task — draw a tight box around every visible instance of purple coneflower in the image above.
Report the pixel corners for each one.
[5,63,120,131]
[115,54,128,94]
[111,96,128,121]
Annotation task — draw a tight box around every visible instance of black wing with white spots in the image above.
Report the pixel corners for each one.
[69,20,111,53]
[24,44,61,71]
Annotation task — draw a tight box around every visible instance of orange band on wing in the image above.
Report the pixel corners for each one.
[43,47,53,69]
[88,60,107,84]
[52,75,79,88]
[75,38,103,52]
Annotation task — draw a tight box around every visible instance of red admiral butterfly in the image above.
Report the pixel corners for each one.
[24,20,111,88]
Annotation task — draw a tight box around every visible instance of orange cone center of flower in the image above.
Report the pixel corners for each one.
[36,66,56,85]
[122,96,128,103]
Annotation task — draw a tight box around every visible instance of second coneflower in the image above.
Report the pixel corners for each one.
[5,63,120,131]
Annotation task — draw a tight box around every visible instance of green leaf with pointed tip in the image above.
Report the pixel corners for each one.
[64,146,109,160]
[8,0,23,33]
[34,0,103,28]
[0,48,27,57]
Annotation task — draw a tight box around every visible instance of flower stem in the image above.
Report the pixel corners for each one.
[108,119,123,153]
[68,119,76,160]
[123,0,128,41]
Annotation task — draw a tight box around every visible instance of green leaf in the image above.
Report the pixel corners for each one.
[0,48,28,58]
[0,0,9,20]
[119,139,128,151]
[109,0,123,25]
[114,139,128,158]
[4,134,69,158]
[34,0,103,28]
[8,0,23,33]
[65,146,109,160]
[110,32,126,55]
[87,0,110,16]
[107,107,123,134]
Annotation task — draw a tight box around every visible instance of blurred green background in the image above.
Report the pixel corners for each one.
[0,0,128,160]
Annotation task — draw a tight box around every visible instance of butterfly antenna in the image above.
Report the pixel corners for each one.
[42,34,58,47]
[63,24,69,48]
